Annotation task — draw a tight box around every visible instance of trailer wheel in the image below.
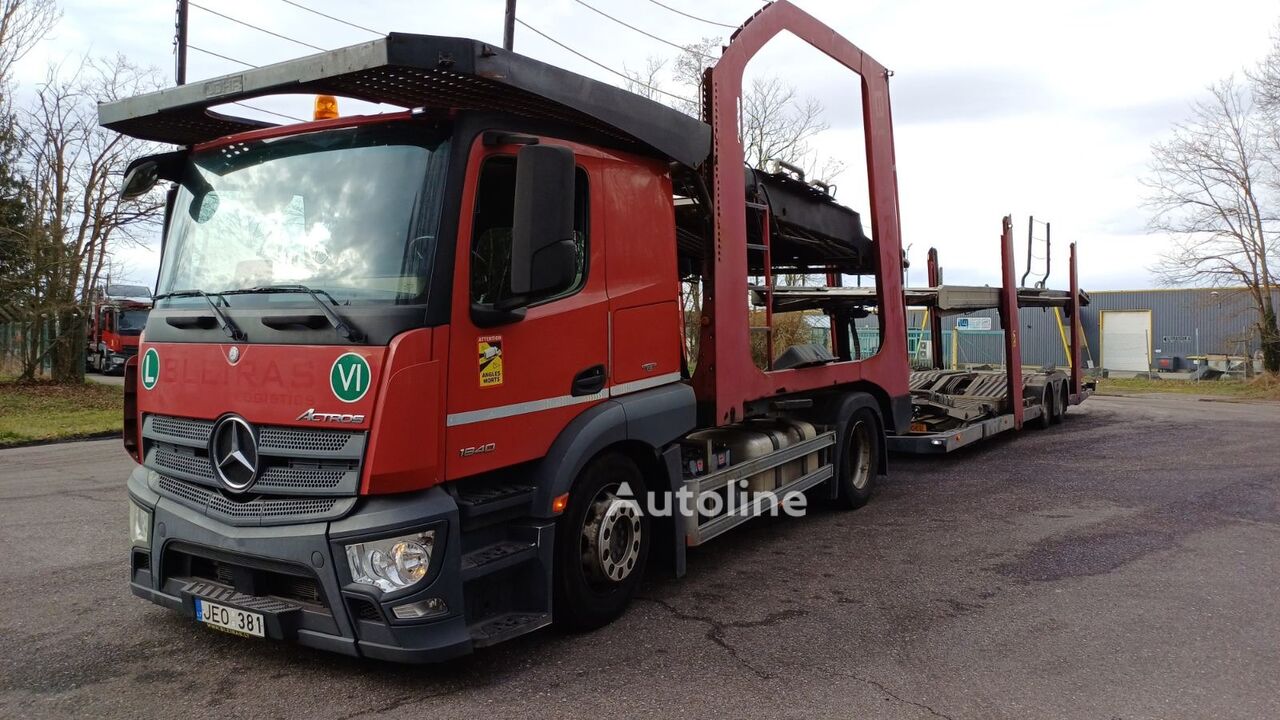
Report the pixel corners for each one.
[553,452,651,631]
[1034,385,1053,430]
[1054,383,1069,422]
[1049,382,1065,425]
[835,404,881,509]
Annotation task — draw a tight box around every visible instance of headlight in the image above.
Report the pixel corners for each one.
[345,530,435,593]
[129,501,151,546]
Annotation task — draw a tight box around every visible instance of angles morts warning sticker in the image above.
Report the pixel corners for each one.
[478,336,503,387]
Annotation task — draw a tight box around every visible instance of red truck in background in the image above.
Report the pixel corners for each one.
[97,1,1090,662]
[86,285,152,375]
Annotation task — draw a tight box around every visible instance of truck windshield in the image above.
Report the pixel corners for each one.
[157,123,450,306]
[117,310,149,333]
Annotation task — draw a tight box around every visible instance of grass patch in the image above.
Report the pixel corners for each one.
[1095,374,1280,401]
[0,380,123,447]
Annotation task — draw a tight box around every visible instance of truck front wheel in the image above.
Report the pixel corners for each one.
[834,403,882,509]
[553,452,651,631]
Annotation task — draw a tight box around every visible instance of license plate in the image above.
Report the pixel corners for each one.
[194,598,265,638]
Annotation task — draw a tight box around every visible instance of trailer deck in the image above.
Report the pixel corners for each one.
[883,219,1092,454]
[887,368,1089,454]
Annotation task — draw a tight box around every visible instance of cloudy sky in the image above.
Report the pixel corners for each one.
[11,0,1280,292]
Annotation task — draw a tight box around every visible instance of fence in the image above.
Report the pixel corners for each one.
[0,316,86,381]
[850,327,1070,371]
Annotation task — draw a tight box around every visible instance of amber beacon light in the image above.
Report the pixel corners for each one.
[313,94,340,120]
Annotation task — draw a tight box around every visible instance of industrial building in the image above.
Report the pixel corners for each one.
[835,287,1279,372]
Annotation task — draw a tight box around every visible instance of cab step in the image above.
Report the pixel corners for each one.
[454,480,534,523]
[460,540,537,582]
[469,612,552,647]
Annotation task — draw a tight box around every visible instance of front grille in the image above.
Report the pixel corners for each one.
[258,426,356,454]
[141,414,365,499]
[144,414,363,457]
[256,465,347,491]
[152,445,216,482]
[150,415,214,443]
[157,475,356,526]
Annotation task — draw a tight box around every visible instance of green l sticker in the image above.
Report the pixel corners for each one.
[141,347,160,390]
[330,353,371,403]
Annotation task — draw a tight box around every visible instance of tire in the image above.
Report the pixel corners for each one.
[1034,385,1052,429]
[1049,382,1065,425]
[834,403,882,510]
[553,452,651,631]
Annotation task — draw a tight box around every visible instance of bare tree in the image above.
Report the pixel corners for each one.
[667,38,844,183]
[671,36,719,118]
[1144,76,1280,374]
[11,55,163,380]
[0,0,59,99]
[622,56,667,102]
[740,75,843,181]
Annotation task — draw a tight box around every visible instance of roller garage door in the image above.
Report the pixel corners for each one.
[1102,310,1152,371]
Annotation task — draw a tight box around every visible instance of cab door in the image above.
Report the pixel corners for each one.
[445,139,607,479]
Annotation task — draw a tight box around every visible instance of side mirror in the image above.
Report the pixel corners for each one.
[119,150,187,200]
[120,160,159,200]
[508,144,577,303]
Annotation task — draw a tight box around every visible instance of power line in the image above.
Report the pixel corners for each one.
[515,18,694,105]
[233,102,307,122]
[189,1,328,52]
[572,0,715,60]
[276,0,383,37]
[189,44,257,68]
[644,0,737,30]
[185,48,308,123]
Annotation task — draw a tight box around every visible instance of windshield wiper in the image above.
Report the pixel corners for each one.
[223,285,365,343]
[152,289,246,341]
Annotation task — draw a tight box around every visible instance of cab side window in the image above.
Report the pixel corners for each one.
[470,156,589,307]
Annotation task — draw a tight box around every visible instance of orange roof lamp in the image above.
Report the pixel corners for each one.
[313,95,340,120]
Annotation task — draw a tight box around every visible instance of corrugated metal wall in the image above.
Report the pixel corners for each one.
[835,287,1278,370]
[888,288,1280,370]
[1081,288,1280,369]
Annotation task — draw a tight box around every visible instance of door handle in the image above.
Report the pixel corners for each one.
[571,365,607,397]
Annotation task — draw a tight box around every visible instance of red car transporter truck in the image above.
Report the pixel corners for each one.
[87,287,152,375]
[99,1,1089,661]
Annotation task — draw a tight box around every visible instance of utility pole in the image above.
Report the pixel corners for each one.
[503,0,516,51]
[175,0,189,85]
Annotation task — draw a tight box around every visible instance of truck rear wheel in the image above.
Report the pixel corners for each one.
[553,452,651,631]
[834,403,881,509]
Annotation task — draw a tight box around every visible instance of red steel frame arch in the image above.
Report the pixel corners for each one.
[692,0,910,424]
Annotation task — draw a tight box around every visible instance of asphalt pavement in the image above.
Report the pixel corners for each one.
[86,373,124,386]
[1,393,1278,719]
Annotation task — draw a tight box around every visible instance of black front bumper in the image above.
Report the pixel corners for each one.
[127,467,473,663]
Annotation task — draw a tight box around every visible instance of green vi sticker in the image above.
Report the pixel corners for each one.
[141,347,160,390]
[330,352,371,403]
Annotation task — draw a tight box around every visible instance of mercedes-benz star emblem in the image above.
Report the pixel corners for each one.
[210,415,259,493]
[228,346,241,364]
